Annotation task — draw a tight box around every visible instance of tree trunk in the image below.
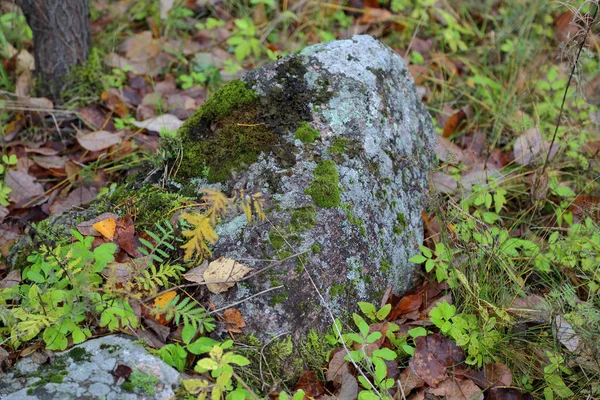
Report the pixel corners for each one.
[16,0,91,101]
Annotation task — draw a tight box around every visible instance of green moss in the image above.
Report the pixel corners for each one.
[329,283,346,297]
[311,244,322,254]
[393,212,407,235]
[330,137,348,155]
[99,343,121,354]
[380,259,391,273]
[294,121,320,144]
[68,347,90,362]
[306,160,341,208]
[269,231,286,251]
[176,80,279,182]
[61,47,105,102]
[123,370,159,395]
[107,185,185,229]
[290,205,317,232]
[271,291,289,305]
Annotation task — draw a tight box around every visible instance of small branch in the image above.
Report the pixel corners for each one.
[209,286,283,315]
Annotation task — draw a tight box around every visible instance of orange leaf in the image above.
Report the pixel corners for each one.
[93,217,116,240]
[222,308,246,334]
[442,109,467,138]
[154,291,177,324]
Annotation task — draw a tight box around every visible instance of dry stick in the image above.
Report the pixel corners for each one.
[267,220,384,397]
[542,2,598,175]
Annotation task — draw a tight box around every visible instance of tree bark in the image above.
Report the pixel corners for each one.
[16,0,91,101]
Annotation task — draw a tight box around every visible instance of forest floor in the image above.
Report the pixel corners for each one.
[1,0,600,399]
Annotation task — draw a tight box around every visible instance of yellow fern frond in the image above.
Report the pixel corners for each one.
[181,213,219,261]
[201,188,229,225]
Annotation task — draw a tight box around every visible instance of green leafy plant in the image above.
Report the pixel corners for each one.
[429,300,501,367]
[183,340,252,400]
[0,154,17,206]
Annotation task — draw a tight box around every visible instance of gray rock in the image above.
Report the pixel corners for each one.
[181,36,436,344]
[0,335,180,400]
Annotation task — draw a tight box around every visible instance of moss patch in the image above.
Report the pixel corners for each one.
[294,122,320,144]
[68,347,90,362]
[290,205,318,232]
[106,185,186,229]
[393,212,407,235]
[176,80,279,182]
[306,160,341,208]
[330,137,348,155]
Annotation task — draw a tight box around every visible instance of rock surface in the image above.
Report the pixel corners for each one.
[179,36,436,343]
[0,335,180,400]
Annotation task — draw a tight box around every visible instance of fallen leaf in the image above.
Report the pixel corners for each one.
[203,257,253,294]
[554,10,577,43]
[442,109,468,138]
[93,217,117,240]
[410,334,465,387]
[0,270,21,289]
[336,370,359,400]
[390,292,423,320]
[294,370,325,398]
[398,367,425,396]
[131,114,184,133]
[432,172,458,194]
[5,170,45,207]
[487,388,534,400]
[427,377,484,400]
[513,128,558,166]
[50,186,98,215]
[32,155,65,170]
[77,130,122,152]
[484,362,512,386]
[77,212,120,237]
[555,315,581,352]
[327,349,351,384]
[222,308,246,334]
[359,7,394,24]
[436,136,464,163]
[183,261,209,283]
[154,290,177,324]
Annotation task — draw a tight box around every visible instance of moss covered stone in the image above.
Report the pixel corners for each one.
[305,160,341,208]
[294,122,320,144]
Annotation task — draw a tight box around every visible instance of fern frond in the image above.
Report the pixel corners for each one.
[136,264,184,292]
[138,220,177,263]
[180,213,218,261]
[161,294,215,334]
[201,188,229,225]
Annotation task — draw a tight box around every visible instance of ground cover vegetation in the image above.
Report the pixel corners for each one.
[0,0,599,399]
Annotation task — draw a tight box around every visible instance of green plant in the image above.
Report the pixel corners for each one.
[182,340,252,400]
[0,154,17,206]
[429,300,501,367]
[122,369,159,395]
[542,351,574,399]
[409,242,455,284]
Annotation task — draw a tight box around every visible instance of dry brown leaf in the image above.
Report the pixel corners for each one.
[0,270,21,289]
[131,114,183,133]
[436,136,464,163]
[428,377,484,400]
[203,257,253,294]
[183,261,209,283]
[222,308,246,333]
[327,349,351,384]
[93,217,117,240]
[398,367,425,396]
[77,130,122,152]
[432,172,458,194]
[5,170,45,207]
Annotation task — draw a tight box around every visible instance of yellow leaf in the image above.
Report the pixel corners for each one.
[93,217,116,240]
[154,290,177,324]
[181,213,218,261]
[202,188,229,225]
[203,257,252,294]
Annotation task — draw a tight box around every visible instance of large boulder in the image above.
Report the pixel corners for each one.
[0,335,180,399]
[177,35,436,343]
